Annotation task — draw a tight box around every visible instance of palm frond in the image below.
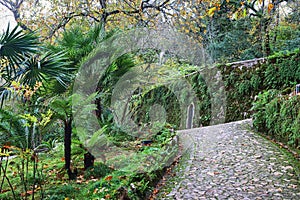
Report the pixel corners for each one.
[20,51,74,87]
[0,25,39,76]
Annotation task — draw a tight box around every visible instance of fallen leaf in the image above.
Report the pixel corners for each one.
[21,190,33,197]
[0,189,10,194]
[284,166,293,170]
[207,171,215,176]
[3,145,11,149]
[105,175,113,181]
[93,188,98,194]
[274,172,283,176]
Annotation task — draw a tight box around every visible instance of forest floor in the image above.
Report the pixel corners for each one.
[156,119,300,199]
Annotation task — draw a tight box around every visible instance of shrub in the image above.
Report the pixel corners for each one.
[219,49,300,122]
[252,90,300,149]
[84,163,113,179]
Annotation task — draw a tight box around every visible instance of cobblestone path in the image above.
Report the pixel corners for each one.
[156,119,300,199]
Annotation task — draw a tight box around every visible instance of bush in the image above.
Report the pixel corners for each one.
[45,185,78,199]
[218,49,300,122]
[264,53,300,89]
[84,163,113,179]
[252,89,281,132]
[252,90,300,149]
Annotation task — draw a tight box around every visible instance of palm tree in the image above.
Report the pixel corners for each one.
[49,95,74,179]
[0,25,37,105]
[49,93,99,180]
[0,25,38,76]
[50,24,104,64]
[0,25,74,106]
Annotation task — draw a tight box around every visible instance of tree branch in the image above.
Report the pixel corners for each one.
[0,0,32,31]
[45,12,100,40]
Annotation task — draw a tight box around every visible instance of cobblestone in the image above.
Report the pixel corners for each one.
[156,119,300,199]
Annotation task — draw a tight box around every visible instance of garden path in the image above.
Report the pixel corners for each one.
[156,119,300,199]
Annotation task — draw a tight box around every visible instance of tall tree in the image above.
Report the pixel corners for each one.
[173,0,292,61]
[0,0,173,40]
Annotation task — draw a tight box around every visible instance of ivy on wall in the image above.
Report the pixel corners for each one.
[252,91,300,149]
[108,49,300,133]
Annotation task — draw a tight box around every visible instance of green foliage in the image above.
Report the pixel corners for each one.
[252,90,281,132]
[130,86,181,127]
[0,147,45,200]
[189,73,211,126]
[2,9,299,199]
[0,106,52,149]
[221,64,265,122]
[97,53,136,107]
[105,124,135,143]
[0,25,38,77]
[0,108,26,148]
[45,185,78,200]
[207,18,259,62]
[50,24,105,65]
[0,25,74,105]
[151,125,176,145]
[85,169,163,199]
[21,51,73,88]
[219,49,300,122]
[117,49,300,127]
[271,24,300,53]
[49,95,72,121]
[264,53,300,90]
[252,90,300,149]
[84,163,113,179]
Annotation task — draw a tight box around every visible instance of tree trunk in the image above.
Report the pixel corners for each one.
[64,119,75,180]
[264,26,271,56]
[84,152,95,170]
[100,0,107,32]
[95,95,102,119]
[262,18,272,56]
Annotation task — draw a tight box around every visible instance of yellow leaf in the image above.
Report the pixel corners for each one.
[207,7,217,17]
[243,9,247,17]
[268,3,274,13]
